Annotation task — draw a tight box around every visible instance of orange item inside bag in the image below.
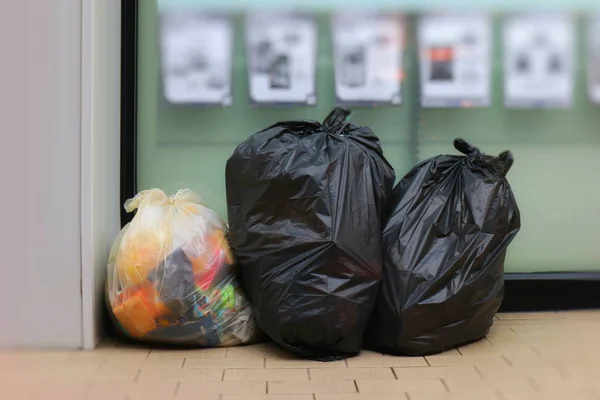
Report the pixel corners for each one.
[215,231,235,265]
[116,231,163,286]
[112,286,168,337]
[188,231,234,283]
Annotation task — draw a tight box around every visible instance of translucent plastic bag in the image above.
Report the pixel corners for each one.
[106,189,258,347]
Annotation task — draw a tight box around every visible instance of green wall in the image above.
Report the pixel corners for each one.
[137,1,600,273]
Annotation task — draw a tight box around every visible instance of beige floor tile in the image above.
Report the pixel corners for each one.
[494,389,541,400]
[496,312,563,320]
[457,341,540,359]
[173,396,220,400]
[137,368,224,382]
[476,364,564,383]
[356,379,447,394]
[148,347,227,359]
[129,394,180,400]
[0,350,74,360]
[268,380,357,394]
[2,385,36,400]
[492,319,543,328]
[487,343,540,357]
[266,357,346,369]
[498,385,600,400]
[177,381,266,395]
[224,368,309,381]
[456,339,494,355]
[425,354,509,367]
[90,367,141,383]
[485,326,521,345]
[184,356,265,369]
[316,395,405,400]
[442,375,536,393]
[222,395,314,400]
[75,348,151,360]
[101,356,184,369]
[0,365,100,383]
[502,351,585,369]
[393,366,481,381]
[407,390,500,400]
[0,354,106,371]
[509,325,565,340]
[17,381,90,400]
[309,367,395,381]
[558,363,600,380]
[227,343,285,358]
[86,381,178,400]
[346,351,428,368]
[429,348,462,356]
[559,310,600,320]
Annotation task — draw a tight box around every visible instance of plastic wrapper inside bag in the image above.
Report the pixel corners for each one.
[226,107,395,361]
[365,139,521,356]
[106,189,259,346]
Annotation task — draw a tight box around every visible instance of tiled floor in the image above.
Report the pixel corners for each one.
[1,311,600,400]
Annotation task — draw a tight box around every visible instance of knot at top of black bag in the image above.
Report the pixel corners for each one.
[453,138,514,177]
[322,107,352,135]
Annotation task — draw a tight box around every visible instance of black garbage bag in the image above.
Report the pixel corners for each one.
[365,139,521,356]
[226,108,395,361]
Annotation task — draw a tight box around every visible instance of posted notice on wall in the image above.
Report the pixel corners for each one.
[418,14,492,108]
[503,13,575,109]
[245,13,317,106]
[331,13,404,105]
[158,11,233,106]
[588,16,600,104]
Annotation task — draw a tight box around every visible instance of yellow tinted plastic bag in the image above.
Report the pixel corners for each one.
[106,189,258,346]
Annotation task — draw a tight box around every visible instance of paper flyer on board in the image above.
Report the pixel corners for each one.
[503,13,575,108]
[245,12,317,106]
[159,11,233,106]
[418,13,492,108]
[331,13,403,105]
[588,16,600,104]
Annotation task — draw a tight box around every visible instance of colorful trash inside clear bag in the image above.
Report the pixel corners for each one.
[106,188,259,346]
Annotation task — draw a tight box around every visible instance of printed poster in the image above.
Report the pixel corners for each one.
[503,13,575,108]
[159,11,233,106]
[246,13,317,105]
[332,13,404,105]
[588,16,600,104]
[418,14,492,108]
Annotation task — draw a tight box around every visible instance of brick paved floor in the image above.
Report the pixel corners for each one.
[1,311,599,399]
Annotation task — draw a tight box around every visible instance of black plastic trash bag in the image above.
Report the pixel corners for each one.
[365,139,521,356]
[226,108,395,361]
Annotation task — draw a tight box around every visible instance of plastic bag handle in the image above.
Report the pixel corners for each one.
[453,138,480,155]
[323,107,351,130]
[496,150,514,177]
[124,188,205,213]
[124,189,169,213]
[454,138,514,177]
[170,189,205,206]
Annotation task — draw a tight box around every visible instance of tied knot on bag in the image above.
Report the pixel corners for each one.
[322,107,352,135]
[453,138,514,177]
[124,188,206,213]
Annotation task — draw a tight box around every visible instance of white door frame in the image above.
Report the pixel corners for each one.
[80,0,122,349]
